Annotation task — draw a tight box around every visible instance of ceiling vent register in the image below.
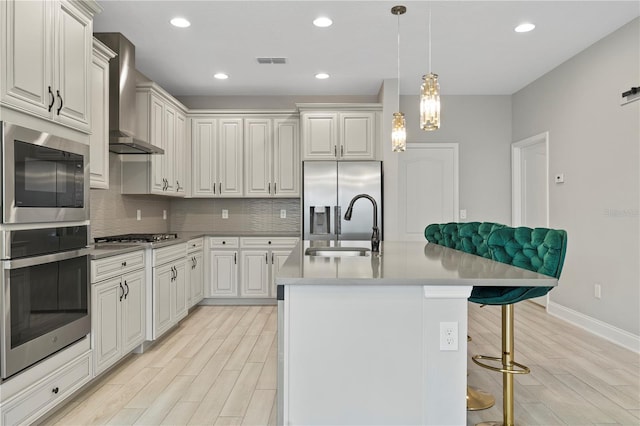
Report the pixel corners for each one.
[257,57,287,64]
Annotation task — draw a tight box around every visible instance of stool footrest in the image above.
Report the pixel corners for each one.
[472,354,531,375]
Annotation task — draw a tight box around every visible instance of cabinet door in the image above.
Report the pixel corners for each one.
[174,111,187,196]
[0,0,53,118]
[209,251,238,297]
[240,250,269,298]
[302,113,338,160]
[172,260,188,322]
[149,94,166,194]
[163,104,176,193]
[191,118,217,197]
[153,263,173,338]
[89,42,110,189]
[273,118,300,197]
[189,251,204,307]
[244,118,272,197]
[92,277,122,374]
[340,112,375,160]
[54,0,92,131]
[121,270,145,354]
[270,250,293,297]
[218,118,244,197]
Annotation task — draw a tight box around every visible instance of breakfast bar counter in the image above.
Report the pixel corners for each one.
[276,240,557,425]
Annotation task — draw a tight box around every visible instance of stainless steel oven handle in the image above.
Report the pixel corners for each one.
[3,247,91,269]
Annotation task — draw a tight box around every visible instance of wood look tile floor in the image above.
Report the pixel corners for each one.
[40,302,640,426]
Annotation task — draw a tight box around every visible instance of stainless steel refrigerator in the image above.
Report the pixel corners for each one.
[303,161,382,241]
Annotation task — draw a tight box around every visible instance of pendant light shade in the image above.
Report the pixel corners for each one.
[392,112,407,152]
[420,7,441,131]
[391,5,407,152]
[420,72,440,131]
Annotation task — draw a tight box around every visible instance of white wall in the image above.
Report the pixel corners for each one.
[380,85,513,240]
[512,18,640,344]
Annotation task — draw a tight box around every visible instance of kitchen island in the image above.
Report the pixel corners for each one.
[276,240,558,426]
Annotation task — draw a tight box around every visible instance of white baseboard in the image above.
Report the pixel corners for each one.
[547,301,640,353]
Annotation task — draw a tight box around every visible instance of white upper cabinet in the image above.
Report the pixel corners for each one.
[0,0,98,133]
[299,104,380,161]
[89,38,115,189]
[122,82,187,197]
[191,117,243,198]
[244,117,299,197]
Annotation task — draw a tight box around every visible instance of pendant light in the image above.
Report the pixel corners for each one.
[391,5,407,152]
[420,7,440,131]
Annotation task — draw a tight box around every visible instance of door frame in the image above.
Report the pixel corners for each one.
[512,132,550,307]
[511,132,549,227]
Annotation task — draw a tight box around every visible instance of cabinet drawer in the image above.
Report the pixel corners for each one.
[187,237,204,252]
[92,250,146,283]
[153,243,187,266]
[209,237,239,249]
[240,237,299,248]
[1,353,92,426]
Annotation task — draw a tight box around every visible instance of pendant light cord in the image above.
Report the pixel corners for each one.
[397,10,401,107]
[428,7,432,73]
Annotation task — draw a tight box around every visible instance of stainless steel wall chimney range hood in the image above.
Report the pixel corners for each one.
[93,33,164,155]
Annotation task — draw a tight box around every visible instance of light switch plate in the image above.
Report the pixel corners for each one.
[280,209,287,219]
[222,209,229,219]
[136,210,141,221]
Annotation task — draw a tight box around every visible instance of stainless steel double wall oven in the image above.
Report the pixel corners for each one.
[0,122,90,379]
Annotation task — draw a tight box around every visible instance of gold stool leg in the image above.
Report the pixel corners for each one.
[467,333,496,411]
[475,304,519,426]
[467,385,495,410]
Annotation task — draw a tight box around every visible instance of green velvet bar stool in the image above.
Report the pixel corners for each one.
[425,222,506,411]
[471,226,567,426]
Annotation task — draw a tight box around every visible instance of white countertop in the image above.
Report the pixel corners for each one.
[276,240,558,287]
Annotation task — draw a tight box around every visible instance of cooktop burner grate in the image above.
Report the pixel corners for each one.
[95,233,178,243]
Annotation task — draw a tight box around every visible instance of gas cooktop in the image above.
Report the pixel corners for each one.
[94,233,178,243]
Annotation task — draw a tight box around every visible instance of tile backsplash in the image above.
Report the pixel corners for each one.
[90,154,170,239]
[170,198,301,239]
[91,154,301,240]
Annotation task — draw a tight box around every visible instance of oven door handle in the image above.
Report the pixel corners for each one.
[3,247,91,269]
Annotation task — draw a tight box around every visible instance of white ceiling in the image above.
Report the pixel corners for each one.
[93,1,640,97]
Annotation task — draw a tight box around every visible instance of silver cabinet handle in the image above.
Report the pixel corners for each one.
[341,145,344,157]
[234,252,237,264]
[119,282,125,301]
[274,182,277,194]
[124,281,129,299]
[271,252,274,264]
[266,253,268,264]
[219,182,222,194]
[334,145,337,157]
[213,182,216,194]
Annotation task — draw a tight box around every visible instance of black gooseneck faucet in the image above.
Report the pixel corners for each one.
[344,193,380,253]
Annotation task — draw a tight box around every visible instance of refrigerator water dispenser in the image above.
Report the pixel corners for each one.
[310,206,331,235]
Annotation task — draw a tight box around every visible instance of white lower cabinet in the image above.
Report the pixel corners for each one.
[208,237,239,297]
[151,244,187,340]
[0,347,92,426]
[91,251,146,376]
[207,237,297,299]
[187,238,204,307]
[240,250,270,297]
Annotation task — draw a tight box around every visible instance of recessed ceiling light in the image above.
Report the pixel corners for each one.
[514,23,535,33]
[170,17,191,28]
[214,73,229,80]
[313,17,333,28]
[315,73,330,80]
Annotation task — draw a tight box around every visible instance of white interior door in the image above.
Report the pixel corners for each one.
[397,143,459,241]
[512,132,549,306]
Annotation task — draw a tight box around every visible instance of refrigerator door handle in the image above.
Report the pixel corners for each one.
[335,205,341,237]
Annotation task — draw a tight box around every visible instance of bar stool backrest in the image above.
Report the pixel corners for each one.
[469,226,568,305]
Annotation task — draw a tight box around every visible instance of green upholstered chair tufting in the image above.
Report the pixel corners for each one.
[471,226,567,426]
[425,221,506,411]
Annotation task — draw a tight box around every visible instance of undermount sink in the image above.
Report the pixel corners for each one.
[305,247,370,257]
